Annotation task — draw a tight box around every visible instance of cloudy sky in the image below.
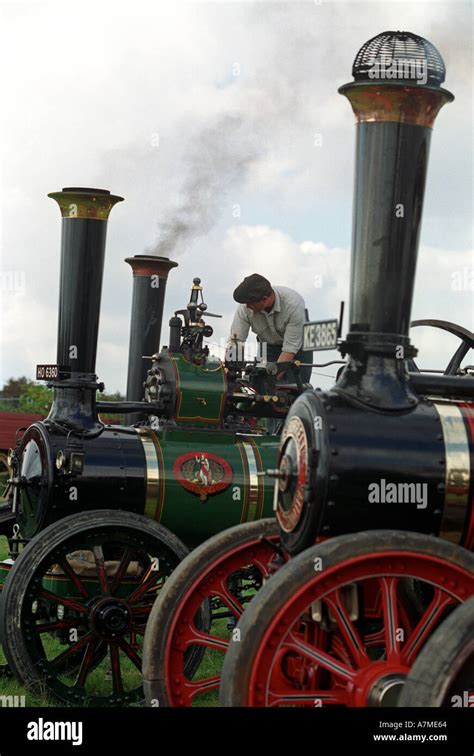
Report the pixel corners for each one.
[0,0,472,394]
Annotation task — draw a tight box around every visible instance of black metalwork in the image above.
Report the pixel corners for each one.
[352,31,446,86]
[125,255,178,425]
[46,188,123,433]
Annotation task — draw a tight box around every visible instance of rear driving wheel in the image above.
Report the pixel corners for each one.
[219,531,474,707]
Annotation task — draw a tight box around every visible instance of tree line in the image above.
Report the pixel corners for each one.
[0,377,125,415]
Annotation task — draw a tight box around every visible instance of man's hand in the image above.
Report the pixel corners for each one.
[277,352,296,380]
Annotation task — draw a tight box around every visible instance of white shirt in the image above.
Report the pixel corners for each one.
[227,286,306,355]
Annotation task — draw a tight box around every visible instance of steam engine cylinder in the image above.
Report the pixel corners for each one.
[276,391,474,554]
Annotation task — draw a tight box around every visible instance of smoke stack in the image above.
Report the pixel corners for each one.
[125,255,178,424]
[46,187,123,431]
[337,32,453,409]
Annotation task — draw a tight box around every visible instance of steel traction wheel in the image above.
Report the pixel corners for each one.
[0,510,190,706]
[143,519,283,707]
[219,531,474,707]
[398,595,474,707]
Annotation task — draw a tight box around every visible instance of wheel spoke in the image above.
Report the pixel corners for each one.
[330,634,353,666]
[379,577,401,661]
[127,565,163,605]
[130,605,153,618]
[169,674,221,705]
[56,558,89,599]
[34,617,83,634]
[110,547,134,595]
[267,687,349,707]
[75,638,99,688]
[284,632,356,682]
[363,628,385,647]
[402,588,456,665]
[109,643,124,694]
[93,545,109,595]
[213,581,245,619]
[117,638,142,671]
[37,588,88,614]
[182,623,229,653]
[323,588,369,668]
[49,631,94,668]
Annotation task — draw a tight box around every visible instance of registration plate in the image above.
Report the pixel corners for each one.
[36,364,60,380]
[303,319,338,351]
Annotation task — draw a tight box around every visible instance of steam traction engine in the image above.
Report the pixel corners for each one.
[142,31,474,708]
[0,188,306,705]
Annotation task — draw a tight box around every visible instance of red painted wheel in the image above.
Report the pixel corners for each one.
[219,531,474,707]
[399,595,474,707]
[143,519,284,707]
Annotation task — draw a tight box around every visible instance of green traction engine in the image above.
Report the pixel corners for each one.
[0,189,307,704]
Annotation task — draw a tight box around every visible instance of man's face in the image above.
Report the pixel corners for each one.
[245,294,271,312]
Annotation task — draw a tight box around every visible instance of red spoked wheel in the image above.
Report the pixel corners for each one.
[143,519,284,707]
[399,595,474,707]
[219,531,474,707]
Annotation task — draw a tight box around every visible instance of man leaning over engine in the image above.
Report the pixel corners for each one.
[225,273,312,383]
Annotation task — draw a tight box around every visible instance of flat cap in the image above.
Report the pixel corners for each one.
[233,273,272,303]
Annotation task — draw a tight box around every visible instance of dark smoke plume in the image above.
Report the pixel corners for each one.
[149,114,260,257]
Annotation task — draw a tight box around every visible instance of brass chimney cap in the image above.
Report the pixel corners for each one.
[48,187,124,220]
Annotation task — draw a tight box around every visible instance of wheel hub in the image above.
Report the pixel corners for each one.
[352,662,408,707]
[278,454,293,493]
[90,598,132,640]
[367,673,406,706]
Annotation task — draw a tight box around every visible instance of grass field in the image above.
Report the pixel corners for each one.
[0,535,222,707]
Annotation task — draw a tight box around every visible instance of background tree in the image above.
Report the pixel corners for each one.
[0,378,126,419]
[0,377,32,410]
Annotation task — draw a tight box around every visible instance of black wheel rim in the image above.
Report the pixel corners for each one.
[20,526,181,706]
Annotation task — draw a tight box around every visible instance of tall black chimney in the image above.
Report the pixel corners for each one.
[46,187,123,432]
[125,255,177,425]
[336,32,453,409]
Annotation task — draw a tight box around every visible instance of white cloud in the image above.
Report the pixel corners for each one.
[0,0,472,395]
